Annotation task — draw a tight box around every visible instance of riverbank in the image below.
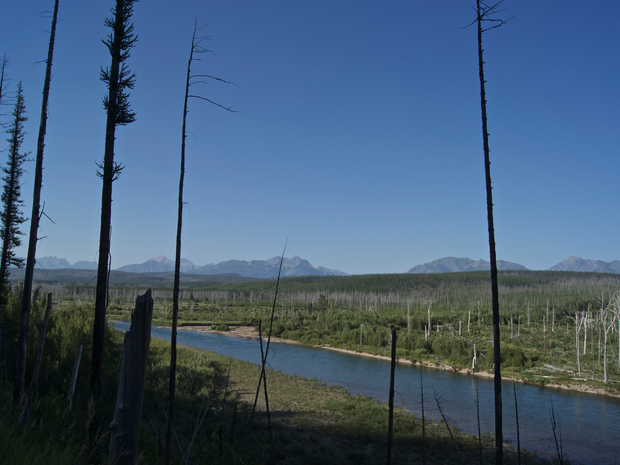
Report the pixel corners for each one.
[111,320,546,464]
[176,323,620,399]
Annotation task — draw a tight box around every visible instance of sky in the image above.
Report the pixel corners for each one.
[0,1,619,275]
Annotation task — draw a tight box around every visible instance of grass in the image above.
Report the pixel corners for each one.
[0,312,553,464]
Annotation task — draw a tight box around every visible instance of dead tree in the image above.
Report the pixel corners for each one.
[387,328,397,464]
[571,312,585,376]
[427,300,434,334]
[109,290,153,465]
[66,344,83,411]
[165,20,235,465]
[16,0,59,399]
[23,293,53,424]
[0,54,10,111]
[601,296,618,383]
[471,2,512,462]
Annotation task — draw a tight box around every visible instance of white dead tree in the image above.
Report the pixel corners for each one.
[571,312,585,376]
[427,300,434,335]
[600,299,617,383]
[583,305,589,356]
[609,293,620,369]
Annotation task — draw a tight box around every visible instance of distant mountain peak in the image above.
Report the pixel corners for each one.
[548,256,620,274]
[407,256,528,274]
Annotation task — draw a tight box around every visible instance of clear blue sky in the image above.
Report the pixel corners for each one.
[1,1,619,274]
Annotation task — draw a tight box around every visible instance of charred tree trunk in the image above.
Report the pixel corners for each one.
[23,293,53,423]
[15,0,59,400]
[387,328,397,464]
[109,290,153,465]
[67,344,83,411]
[475,1,506,462]
[165,20,195,465]
[165,20,234,464]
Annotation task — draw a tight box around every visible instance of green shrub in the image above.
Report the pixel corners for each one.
[413,348,431,359]
[501,346,527,367]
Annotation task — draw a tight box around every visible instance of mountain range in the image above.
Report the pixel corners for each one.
[117,255,349,278]
[33,255,348,278]
[33,255,620,277]
[36,256,98,270]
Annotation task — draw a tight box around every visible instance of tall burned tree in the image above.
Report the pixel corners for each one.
[15,0,59,400]
[165,20,234,465]
[91,0,137,392]
[473,1,511,463]
[0,83,27,293]
[0,54,10,114]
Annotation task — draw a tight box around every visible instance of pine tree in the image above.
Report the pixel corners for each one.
[0,82,27,292]
[91,0,137,393]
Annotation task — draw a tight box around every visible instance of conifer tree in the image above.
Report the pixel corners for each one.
[0,82,27,292]
[91,0,137,392]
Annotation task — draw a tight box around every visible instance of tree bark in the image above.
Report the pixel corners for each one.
[109,290,153,465]
[165,20,194,465]
[92,0,136,393]
[23,293,53,422]
[476,1,502,461]
[15,0,59,400]
[387,328,397,465]
[67,344,83,411]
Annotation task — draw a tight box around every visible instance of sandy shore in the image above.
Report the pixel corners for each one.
[175,324,618,398]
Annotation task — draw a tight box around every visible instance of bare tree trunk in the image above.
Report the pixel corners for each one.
[166,20,196,464]
[513,381,521,465]
[165,23,234,463]
[476,1,503,460]
[67,344,83,411]
[15,0,59,401]
[387,328,396,465]
[109,290,153,465]
[421,368,426,465]
[23,293,53,423]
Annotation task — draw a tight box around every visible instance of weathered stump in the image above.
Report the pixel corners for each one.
[109,289,154,465]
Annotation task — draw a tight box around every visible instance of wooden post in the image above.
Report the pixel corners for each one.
[67,344,83,411]
[109,290,154,465]
[387,328,397,465]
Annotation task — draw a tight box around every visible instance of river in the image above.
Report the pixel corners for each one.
[112,321,619,464]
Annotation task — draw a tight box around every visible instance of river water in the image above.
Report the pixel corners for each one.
[112,321,619,464]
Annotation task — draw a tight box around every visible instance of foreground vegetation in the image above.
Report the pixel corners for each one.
[0,283,555,464]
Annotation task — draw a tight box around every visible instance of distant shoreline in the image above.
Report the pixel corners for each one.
[172,324,619,399]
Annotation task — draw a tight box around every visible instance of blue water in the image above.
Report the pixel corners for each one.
[113,321,620,464]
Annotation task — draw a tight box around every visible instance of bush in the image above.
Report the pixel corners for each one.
[501,346,527,367]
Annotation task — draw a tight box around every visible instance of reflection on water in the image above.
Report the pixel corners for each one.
[113,321,620,464]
